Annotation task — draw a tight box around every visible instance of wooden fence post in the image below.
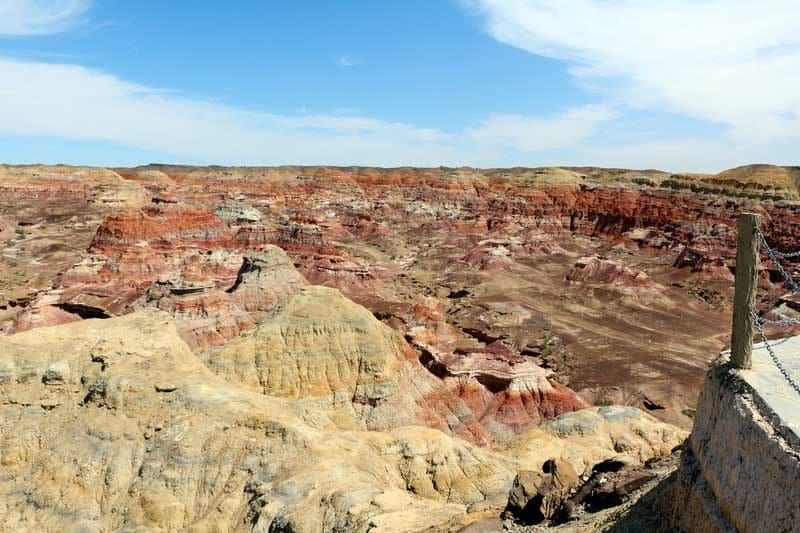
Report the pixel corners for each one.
[731,213,761,369]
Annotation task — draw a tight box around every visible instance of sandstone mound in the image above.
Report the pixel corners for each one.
[417,340,587,438]
[485,167,584,186]
[206,286,587,442]
[115,167,176,186]
[226,246,308,320]
[713,164,800,192]
[207,285,405,401]
[0,311,510,531]
[0,312,685,532]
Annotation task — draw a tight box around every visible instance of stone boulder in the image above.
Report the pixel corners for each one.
[226,245,307,321]
[503,458,579,524]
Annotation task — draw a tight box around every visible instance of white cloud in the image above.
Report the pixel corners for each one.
[579,137,800,174]
[0,56,612,166]
[0,0,90,36]
[469,0,800,146]
[1,0,795,171]
[577,139,737,173]
[265,114,451,142]
[467,104,616,151]
[0,57,454,165]
[338,54,360,67]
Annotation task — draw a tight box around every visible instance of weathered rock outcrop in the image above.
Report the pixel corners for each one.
[136,281,256,349]
[417,340,587,439]
[214,202,262,222]
[206,285,409,404]
[0,311,512,531]
[266,215,380,290]
[207,286,586,442]
[10,206,306,347]
[0,312,684,532]
[89,205,235,253]
[225,246,308,321]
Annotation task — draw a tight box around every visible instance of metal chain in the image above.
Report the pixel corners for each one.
[749,228,800,394]
[756,315,800,326]
[773,245,800,258]
[775,249,800,258]
[757,229,800,293]
[751,312,800,396]
[759,229,800,257]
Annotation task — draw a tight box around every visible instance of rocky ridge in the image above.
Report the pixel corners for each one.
[0,311,683,532]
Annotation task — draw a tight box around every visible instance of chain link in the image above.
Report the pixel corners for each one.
[774,248,800,258]
[749,228,800,394]
[758,230,800,257]
[757,229,800,293]
[751,312,800,396]
[756,315,800,326]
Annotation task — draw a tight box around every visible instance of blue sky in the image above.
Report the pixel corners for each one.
[0,0,798,172]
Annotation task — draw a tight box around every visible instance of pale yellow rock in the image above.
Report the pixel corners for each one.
[0,310,686,532]
[0,311,509,532]
[208,285,404,399]
[507,406,685,475]
[205,285,430,430]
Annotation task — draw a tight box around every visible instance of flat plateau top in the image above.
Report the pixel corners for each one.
[740,337,800,442]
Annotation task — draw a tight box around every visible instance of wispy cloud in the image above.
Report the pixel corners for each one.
[337,53,360,67]
[0,56,614,167]
[0,0,90,36]
[468,0,800,148]
[467,104,617,151]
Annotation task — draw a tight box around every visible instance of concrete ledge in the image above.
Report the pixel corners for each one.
[740,338,800,449]
[668,356,800,532]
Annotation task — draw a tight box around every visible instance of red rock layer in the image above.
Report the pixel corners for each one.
[130,165,800,277]
[405,297,586,443]
[89,205,235,253]
[11,205,307,347]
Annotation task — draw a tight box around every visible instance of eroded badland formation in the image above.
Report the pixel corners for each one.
[2,163,799,531]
